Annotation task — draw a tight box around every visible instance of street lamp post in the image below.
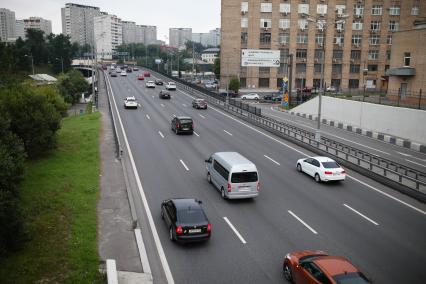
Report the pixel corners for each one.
[25,54,35,75]
[56,57,64,73]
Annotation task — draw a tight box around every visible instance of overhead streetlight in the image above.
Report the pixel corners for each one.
[24,54,35,75]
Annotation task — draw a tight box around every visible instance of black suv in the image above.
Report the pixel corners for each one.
[159,90,171,99]
[171,116,193,135]
[161,198,211,242]
[155,79,164,85]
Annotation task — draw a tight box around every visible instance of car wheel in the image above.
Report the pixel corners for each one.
[175,128,178,135]
[207,172,212,184]
[221,187,226,199]
[297,164,302,172]
[315,173,321,183]
[169,227,175,241]
[242,97,246,100]
[283,263,293,282]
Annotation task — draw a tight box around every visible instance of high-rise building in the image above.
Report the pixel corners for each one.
[94,14,122,60]
[61,3,101,46]
[122,21,137,43]
[142,25,157,45]
[122,22,157,45]
[192,28,221,47]
[15,19,25,39]
[0,8,16,42]
[23,17,52,36]
[169,28,192,48]
[221,0,426,91]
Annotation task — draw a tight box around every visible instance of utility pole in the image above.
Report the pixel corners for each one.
[192,41,195,79]
[288,54,293,106]
[316,29,325,141]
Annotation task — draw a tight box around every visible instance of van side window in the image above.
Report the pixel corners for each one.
[213,160,229,180]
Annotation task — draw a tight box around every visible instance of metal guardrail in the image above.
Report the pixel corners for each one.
[149,69,426,202]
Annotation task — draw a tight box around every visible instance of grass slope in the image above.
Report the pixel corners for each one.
[0,113,103,283]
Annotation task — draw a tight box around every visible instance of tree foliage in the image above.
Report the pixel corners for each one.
[57,69,89,104]
[214,57,220,79]
[228,77,240,93]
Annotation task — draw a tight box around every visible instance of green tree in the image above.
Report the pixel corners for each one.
[57,69,89,104]
[228,77,240,93]
[47,34,74,74]
[25,29,48,66]
[33,85,69,117]
[214,57,220,79]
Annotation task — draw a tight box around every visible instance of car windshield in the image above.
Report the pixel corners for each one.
[231,172,258,183]
[179,119,192,124]
[127,98,135,101]
[333,272,370,284]
[177,208,206,224]
[322,161,340,168]
[169,82,176,85]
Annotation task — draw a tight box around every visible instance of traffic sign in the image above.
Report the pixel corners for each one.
[283,76,289,83]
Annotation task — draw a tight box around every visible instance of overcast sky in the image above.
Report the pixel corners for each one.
[2,0,221,43]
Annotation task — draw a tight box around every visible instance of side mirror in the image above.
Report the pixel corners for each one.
[205,159,210,163]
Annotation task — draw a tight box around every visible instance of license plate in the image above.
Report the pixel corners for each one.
[182,128,189,130]
[333,172,340,176]
[239,189,249,192]
[189,229,201,233]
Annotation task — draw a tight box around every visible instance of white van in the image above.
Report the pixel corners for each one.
[205,152,259,199]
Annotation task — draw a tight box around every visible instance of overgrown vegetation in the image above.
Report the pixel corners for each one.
[228,77,240,93]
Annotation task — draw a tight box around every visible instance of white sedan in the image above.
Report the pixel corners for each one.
[296,156,346,182]
[145,80,155,88]
[165,82,176,90]
[124,96,138,109]
[120,71,127,76]
[241,93,260,100]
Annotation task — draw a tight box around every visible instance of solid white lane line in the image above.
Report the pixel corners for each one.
[134,229,152,274]
[177,83,426,215]
[193,131,200,137]
[105,74,174,283]
[146,114,151,120]
[158,131,164,138]
[405,159,426,168]
[223,217,247,244]
[161,103,165,107]
[343,204,379,226]
[199,114,206,119]
[288,210,318,235]
[397,151,412,157]
[179,159,189,171]
[264,155,280,166]
[223,130,233,136]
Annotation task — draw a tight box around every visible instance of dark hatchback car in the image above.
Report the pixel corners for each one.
[126,67,132,73]
[159,90,171,99]
[155,79,164,85]
[192,99,207,109]
[171,116,193,135]
[161,198,211,242]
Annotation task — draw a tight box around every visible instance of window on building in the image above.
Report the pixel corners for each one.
[241,2,248,13]
[260,3,272,13]
[259,78,269,88]
[385,65,390,72]
[369,35,380,45]
[260,19,272,28]
[296,63,306,74]
[352,21,363,30]
[389,6,401,16]
[349,79,359,89]
[241,18,248,28]
[371,5,382,15]
[315,49,324,60]
[370,21,381,31]
[389,21,399,32]
[354,5,364,16]
[386,50,391,60]
[298,19,308,30]
[387,35,392,45]
[334,36,343,46]
[279,33,290,45]
[368,50,379,60]
[331,79,341,88]
[297,34,308,44]
[280,48,290,59]
[240,78,246,88]
[314,64,322,73]
[279,19,290,29]
[335,22,344,32]
[350,64,360,73]
[298,4,309,14]
[411,6,419,16]
[280,3,291,14]
[259,67,270,75]
[315,34,324,45]
[336,5,346,16]
[404,52,411,66]
[351,50,361,60]
[332,64,342,75]
[316,20,326,31]
[317,4,328,16]
[260,32,271,44]
[333,50,343,60]
[296,49,307,59]
[241,32,248,44]
[368,64,378,71]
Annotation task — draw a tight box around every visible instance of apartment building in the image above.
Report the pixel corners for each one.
[122,22,157,45]
[221,0,426,91]
[169,28,192,49]
[23,17,52,36]
[94,14,122,60]
[61,3,101,46]
[192,28,221,47]
[15,19,25,39]
[0,8,16,42]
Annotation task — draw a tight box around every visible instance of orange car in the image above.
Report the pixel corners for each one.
[283,250,370,284]
[137,74,144,80]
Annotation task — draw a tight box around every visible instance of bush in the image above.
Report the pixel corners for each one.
[228,77,240,93]
[57,70,89,104]
[33,84,69,117]
[86,101,93,114]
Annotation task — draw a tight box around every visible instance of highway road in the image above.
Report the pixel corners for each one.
[106,69,426,284]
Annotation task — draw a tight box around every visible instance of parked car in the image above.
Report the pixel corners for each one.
[158,90,171,99]
[165,82,177,90]
[144,71,151,77]
[192,99,207,109]
[155,79,163,85]
[123,96,138,109]
[326,86,337,92]
[283,250,371,284]
[146,80,155,88]
[120,71,127,76]
[219,91,238,98]
[137,74,145,80]
[263,93,283,102]
[241,93,260,100]
[296,156,346,183]
[171,116,193,135]
[161,198,211,242]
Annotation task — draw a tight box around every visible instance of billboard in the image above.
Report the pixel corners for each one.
[241,49,280,67]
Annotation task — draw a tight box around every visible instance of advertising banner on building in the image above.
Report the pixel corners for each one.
[241,49,280,67]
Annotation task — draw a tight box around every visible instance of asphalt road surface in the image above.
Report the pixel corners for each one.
[106,70,426,284]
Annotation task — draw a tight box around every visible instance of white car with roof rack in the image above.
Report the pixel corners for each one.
[165,82,177,90]
[124,96,138,109]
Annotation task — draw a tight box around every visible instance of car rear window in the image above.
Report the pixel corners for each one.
[177,209,206,224]
[231,172,258,183]
[179,119,192,124]
[333,272,370,284]
[322,161,340,168]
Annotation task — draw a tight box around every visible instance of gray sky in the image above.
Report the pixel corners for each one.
[2,0,220,43]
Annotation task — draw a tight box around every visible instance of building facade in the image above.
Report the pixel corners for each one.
[142,25,157,45]
[221,0,426,90]
[23,17,52,36]
[122,22,157,45]
[0,8,16,42]
[192,29,221,47]
[61,3,101,46]
[15,19,25,39]
[169,28,192,48]
[94,14,122,60]
[122,21,137,43]
[202,47,220,64]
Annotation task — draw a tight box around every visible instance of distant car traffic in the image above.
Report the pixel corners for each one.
[241,93,260,100]
[161,198,211,242]
[110,72,117,77]
[133,67,139,71]
[145,80,155,88]
[171,116,193,135]
[165,82,176,90]
[143,71,150,77]
[123,96,138,109]
[263,93,283,102]
[296,156,346,182]
[126,68,132,73]
[158,90,171,99]
[137,74,144,80]
[155,79,163,85]
[283,250,371,284]
[192,99,207,109]
[120,71,127,76]
[219,91,238,98]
